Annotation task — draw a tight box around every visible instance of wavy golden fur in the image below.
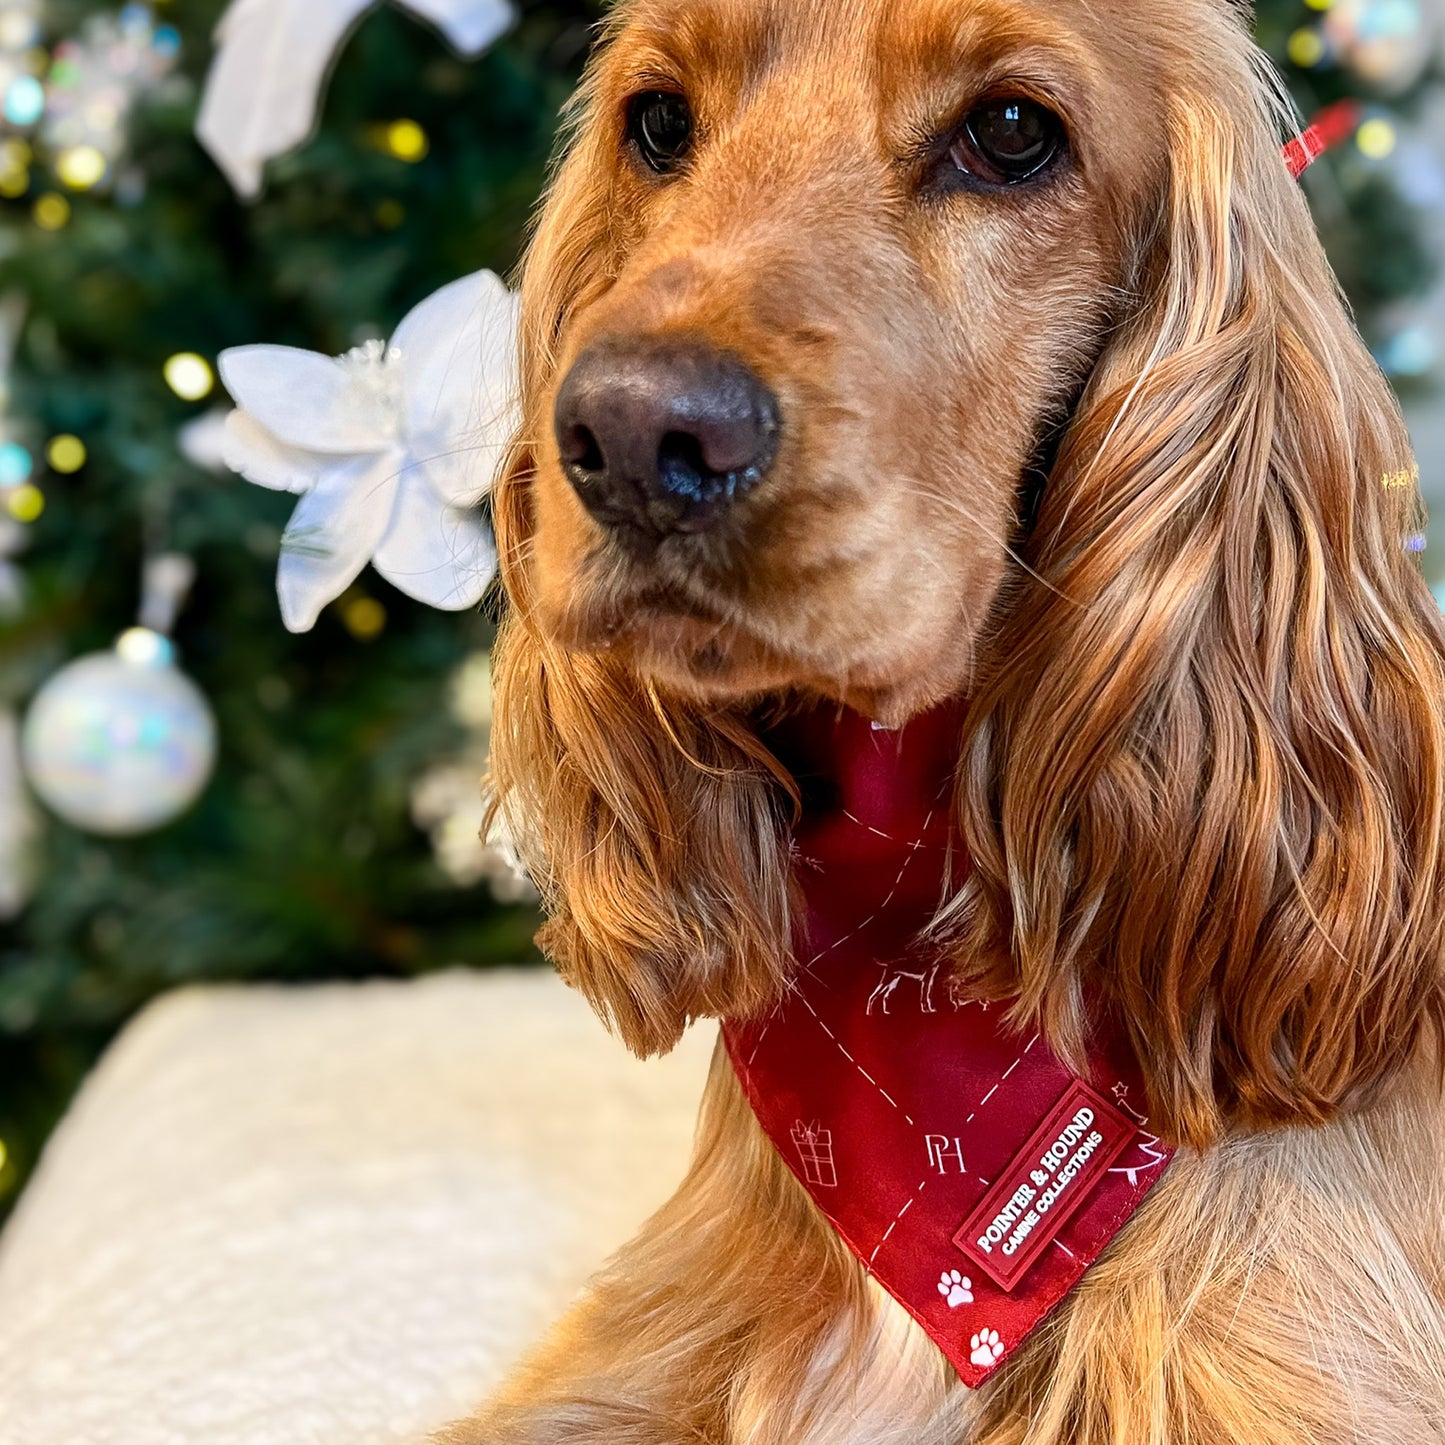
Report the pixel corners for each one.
[448,0,1445,1439]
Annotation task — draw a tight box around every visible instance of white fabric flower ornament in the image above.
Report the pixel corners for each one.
[220,268,519,633]
[198,0,516,197]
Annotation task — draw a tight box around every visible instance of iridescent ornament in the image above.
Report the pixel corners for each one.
[1323,0,1440,94]
[21,627,216,836]
[40,5,180,189]
[0,0,41,54]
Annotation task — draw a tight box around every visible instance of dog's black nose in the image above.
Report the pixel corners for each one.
[554,339,781,544]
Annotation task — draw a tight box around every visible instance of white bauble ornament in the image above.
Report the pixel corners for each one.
[21,629,217,836]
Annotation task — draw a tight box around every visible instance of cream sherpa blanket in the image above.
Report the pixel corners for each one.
[0,971,713,1445]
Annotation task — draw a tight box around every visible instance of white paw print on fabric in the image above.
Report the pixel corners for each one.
[970,1329,1005,1367]
[937,1270,974,1308]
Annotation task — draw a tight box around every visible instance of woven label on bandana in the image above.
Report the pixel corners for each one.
[954,1081,1136,1292]
[722,703,1174,1389]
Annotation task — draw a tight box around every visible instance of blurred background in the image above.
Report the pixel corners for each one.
[0,0,1440,1222]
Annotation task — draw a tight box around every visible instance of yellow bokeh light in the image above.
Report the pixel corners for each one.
[343,596,387,639]
[33,192,70,230]
[1,139,30,168]
[46,434,87,473]
[1287,28,1326,68]
[164,352,215,401]
[0,166,28,198]
[7,483,44,522]
[1304,0,1334,10]
[385,119,429,163]
[1357,118,1398,160]
[56,144,106,190]
[0,1137,8,1172]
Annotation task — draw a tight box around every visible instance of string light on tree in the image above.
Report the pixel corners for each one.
[164,351,214,401]
[1287,25,1329,67]
[1357,115,1399,159]
[6,482,40,521]
[0,437,30,487]
[342,593,387,639]
[55,142,105,190]
[2,71,41,127]
[374,118,428,162]
[0,135,29,194]
[32,190,67,228]
[41,4,182,193]
[0,0,45,137]
[45,434,84,473]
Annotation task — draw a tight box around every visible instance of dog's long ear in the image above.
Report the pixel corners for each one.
[486,98,797,1059]
[949,92,1445,1148]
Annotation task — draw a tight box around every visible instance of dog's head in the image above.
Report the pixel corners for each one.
[489,0,1445,1146]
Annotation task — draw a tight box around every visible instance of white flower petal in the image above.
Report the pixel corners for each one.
[223,410,331,493]
[180,409,235,473]
[373,472,496,611]
[277,452,402,632]
[394,269,520,506]
[197,0,376,198]
[400,0,515,54]
[220,344,396,454]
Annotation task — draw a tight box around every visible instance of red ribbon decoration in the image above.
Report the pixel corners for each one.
[1284,99,1364,179]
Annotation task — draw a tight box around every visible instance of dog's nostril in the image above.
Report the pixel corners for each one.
[560,423,605,476]
[657,432,710,503]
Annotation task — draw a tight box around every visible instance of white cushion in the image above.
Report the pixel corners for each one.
[0,970,713,1445]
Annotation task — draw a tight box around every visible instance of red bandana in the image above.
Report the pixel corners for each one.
[722,704,1174,1388]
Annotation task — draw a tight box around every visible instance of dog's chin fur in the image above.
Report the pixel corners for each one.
[462,0,1445,1437]
[597,623,975,728]
[542,584,983,725]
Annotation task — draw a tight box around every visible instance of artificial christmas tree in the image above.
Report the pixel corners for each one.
[1258,0,1443,374]
[0,0,597,1218]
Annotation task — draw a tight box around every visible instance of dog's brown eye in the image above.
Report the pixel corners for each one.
[627,91,694,174]
[949,98,1065,188]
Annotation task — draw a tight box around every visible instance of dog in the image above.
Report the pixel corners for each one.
[444,0,1445,1440]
